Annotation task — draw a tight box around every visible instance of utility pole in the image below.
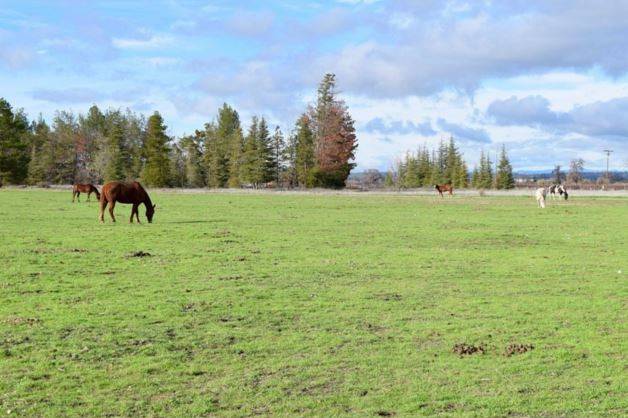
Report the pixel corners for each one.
[603,149,613,180]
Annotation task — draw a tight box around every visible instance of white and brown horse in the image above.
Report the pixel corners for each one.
[549,184,568,200]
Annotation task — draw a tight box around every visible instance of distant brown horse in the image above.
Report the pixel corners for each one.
[99,181,155,223]
[434,184,453,197]
[72,184,100,202]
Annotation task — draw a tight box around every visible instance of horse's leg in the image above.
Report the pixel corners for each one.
[99,200,107,223]
[87,191,91,202]
[130,204,138,223]
[136,206,141,224]
[109,201,116,222]
[76,191,80,202]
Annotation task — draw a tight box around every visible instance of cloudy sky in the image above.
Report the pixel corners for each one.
[2,0,627,171]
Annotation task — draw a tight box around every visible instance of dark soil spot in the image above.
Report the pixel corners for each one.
[378,293,402,301]
[376,411,395,416]
[505,343,534,357]
[70,248,88,253]
[213,229,231,238]
[452,343,486,356]
[128,251,151,258]
[218,275,242,281]
[235,256,247,262]
[181,302,209,314]
[4,317,41,326]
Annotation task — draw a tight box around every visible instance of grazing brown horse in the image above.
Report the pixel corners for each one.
[72,184,100,202]
[434,183,453,197]
[99,181,155,223]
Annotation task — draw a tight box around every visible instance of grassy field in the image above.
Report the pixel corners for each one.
[1,189,626,417]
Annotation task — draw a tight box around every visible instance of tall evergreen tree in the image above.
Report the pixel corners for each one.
[142,112,171,187]
[473,150,494,189]
[271,125,285,185]
[169,142,187,187]
[283,129,298,187]
[27,116,51,185]
[495,145,515,189]
[308,73,358,188]
[454,159,469,188]
[103,114,126,182]
[293,114,315,187]
[256,117,273,183]
[0,98,30,185]
[240,117,262,186]
[227,129,244,188]
[180,131,205,187]
[50,111,79,184]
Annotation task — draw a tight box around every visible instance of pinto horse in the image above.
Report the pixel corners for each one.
[434,183,453,197]
[99,181,155,223]
[72,184,100,202]
[549,184,569,200]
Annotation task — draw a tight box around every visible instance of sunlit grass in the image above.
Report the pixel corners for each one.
[1,189,626,416]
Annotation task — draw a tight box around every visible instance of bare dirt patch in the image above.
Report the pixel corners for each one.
[505,344,534,357]
[453,343,486,356]
[128,251,152,258]
[377,293,402,301]
[4,317,41,326]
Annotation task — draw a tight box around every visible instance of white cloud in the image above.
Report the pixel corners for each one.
[112,34,174,49]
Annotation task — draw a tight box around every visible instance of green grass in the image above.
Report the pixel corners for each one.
[1,189,626,417]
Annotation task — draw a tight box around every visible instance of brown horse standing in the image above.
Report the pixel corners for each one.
[72,184,101,202]
[434,184,453,197]
[99,181,155,223]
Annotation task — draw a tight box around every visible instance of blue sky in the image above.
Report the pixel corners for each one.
[1,0,627,171]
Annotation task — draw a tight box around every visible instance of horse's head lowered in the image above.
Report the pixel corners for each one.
[146,203,156,223]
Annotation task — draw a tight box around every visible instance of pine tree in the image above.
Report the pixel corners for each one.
[495,145,515,189]
[142,112,171,187]
[50,111,79,184]
[180,132,205,187]
[471,166,479,188]
[429,150,442,185]
[103,114,126,182]
[204,104,241,187]
[294,114,315,187]
[169,143,186,187]
[0,98,30,185]
[308,73,357,188]
[227,129,244,188]
[240,117,260,186]
[455,159,469,188]
[283,131,298,188]
[271,126,285,185]
[256,117,273,183]
[27,116,52,185]
[443,137,458,184]
[203,123,224,188]
[474,151,494,189]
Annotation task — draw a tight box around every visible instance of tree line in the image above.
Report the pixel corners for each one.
[389,139,515,189]
[0,74,357,189]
